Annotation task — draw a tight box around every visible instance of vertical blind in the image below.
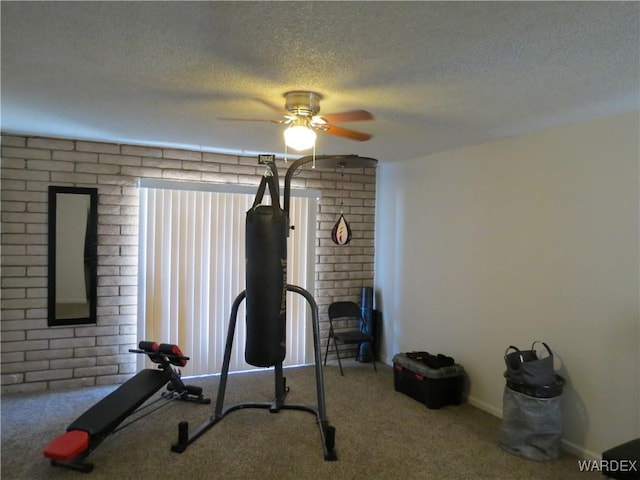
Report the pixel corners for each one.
[138,182,316,376]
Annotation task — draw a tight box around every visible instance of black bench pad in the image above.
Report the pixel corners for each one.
[69,368,171,436]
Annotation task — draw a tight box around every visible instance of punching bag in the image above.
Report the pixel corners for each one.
[331,213,352,245]
[245,171,288,367]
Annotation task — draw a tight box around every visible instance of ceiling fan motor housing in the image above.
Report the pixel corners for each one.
[284,91,322,116]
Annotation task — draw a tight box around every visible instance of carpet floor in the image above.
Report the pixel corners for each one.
[1,361,600,479]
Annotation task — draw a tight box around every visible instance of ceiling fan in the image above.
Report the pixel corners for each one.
[219,91,374,151]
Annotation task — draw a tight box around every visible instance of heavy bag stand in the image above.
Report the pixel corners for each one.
[171,285,336,459]
[170,155,375,461]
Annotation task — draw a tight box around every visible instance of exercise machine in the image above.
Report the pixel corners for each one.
[171,154,376,461]
[172,285,337,459]
[43,341,210,472]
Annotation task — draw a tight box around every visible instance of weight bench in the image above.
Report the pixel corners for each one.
[44,341,209,473]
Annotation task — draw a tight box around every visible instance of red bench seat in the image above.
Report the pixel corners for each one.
[43,430,90,461]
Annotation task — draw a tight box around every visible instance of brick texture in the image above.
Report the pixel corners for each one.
[1,134,376,394]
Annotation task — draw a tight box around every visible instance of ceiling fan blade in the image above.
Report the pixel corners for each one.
[217,117,284,124]
[322,124,372,142]
[320,110,373,124]
[252,97,289,115]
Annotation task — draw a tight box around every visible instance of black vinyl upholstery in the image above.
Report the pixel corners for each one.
[68,369,171,436]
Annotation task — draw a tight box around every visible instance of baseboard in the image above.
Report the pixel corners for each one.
[466,395,601,461]
[561,438,601,460]
[467,395,503,418]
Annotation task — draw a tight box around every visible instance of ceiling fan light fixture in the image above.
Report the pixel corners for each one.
[283,122,317,151]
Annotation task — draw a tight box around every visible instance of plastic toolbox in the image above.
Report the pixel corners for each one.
[393,352,464,409]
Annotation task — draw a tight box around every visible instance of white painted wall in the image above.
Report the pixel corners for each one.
[374,111,639,458]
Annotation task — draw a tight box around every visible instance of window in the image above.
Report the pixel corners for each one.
[137,180,317,376]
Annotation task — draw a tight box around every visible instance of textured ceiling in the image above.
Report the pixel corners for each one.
[1,1,638,163]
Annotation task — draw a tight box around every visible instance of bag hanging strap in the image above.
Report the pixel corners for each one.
[531,341,553,358]
[251,164,281,213]
[504,346,520,357]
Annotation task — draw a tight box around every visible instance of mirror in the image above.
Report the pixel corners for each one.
[48,186,98,326]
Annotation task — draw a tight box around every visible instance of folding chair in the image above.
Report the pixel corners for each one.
[324,301,377,376]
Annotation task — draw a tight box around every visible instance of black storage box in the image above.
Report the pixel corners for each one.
[602,438,640,480]
[392,353,464,409]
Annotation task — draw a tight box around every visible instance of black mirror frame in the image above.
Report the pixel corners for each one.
[48,186,98,326]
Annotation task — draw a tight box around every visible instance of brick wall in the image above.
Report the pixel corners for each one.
[1,134,376,394]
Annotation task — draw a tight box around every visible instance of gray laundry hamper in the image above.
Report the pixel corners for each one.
[500,385,563,461]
